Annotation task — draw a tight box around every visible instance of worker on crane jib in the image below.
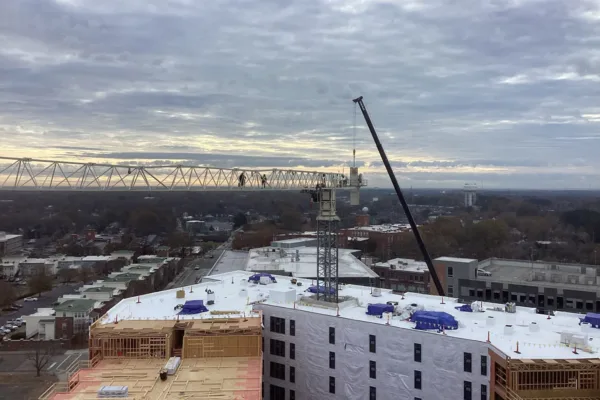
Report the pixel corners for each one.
[261,174,267,188]
[238,172,246,187]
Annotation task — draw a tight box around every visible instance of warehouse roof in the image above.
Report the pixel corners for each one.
[102,271,600,360]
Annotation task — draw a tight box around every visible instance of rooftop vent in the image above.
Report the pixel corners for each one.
[529,322,540,333]
[371,288,382,297]
[486,316,495,327]
[504,325,515,336]
[505,303,516,313]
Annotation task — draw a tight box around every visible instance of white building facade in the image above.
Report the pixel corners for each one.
[255,304,490,400]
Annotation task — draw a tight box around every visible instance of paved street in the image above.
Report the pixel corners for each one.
[168,238,234,289]
[0,283,82,327]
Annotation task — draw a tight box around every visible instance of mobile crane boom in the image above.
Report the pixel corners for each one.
[352,96,445,297]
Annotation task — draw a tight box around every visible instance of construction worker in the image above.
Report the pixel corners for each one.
[261,174,267,188]
[238,172,246,187]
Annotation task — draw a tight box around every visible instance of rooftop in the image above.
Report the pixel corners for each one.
[373,258,429,273]
[477,258,600,291]
[0,233,22,242]
[81,256,114,262]
[345,223,412,233]
[47,357,261,400]
[82,287,115,293]
[104,271,600,360]
[54,299,97,313]
[246,246,378,279]
[435,256,478,263]
[103,273,142,283]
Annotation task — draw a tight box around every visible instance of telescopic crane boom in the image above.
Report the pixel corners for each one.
[352,96,445,297]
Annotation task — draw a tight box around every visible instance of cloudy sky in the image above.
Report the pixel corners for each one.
[2,0,600,189]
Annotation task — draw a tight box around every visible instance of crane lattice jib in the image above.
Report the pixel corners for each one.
[0,156,361,192]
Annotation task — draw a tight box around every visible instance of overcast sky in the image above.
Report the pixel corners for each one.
[2,0,600,189]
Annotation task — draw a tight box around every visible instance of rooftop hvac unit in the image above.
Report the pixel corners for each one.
[486,316,495,327]
[206,290,215,305]
[529,322,540,333]
[372,288,382,297]
[504,325,515,336]
[560,331,589,348]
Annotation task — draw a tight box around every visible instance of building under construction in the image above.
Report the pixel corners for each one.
[40,287,262,400]
[40,270,600,400]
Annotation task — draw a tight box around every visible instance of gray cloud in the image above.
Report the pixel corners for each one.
[1,0,600,188]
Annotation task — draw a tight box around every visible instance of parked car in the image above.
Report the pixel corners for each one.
[24,297,38,302]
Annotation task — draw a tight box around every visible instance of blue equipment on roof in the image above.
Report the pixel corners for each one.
[579,313,600,328]
[455,304,473,312]
[366,303,394,317]
[178,300,209,315]
[410,311,458,331]
[248,273,277,283]
[307,285,336,295]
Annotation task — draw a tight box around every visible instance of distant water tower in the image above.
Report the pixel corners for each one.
[463,183,477,207]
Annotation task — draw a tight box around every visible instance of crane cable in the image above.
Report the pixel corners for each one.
[353,102,357,168]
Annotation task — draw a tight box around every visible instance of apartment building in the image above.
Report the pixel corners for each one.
[39,271,600,400]
[0,232,23,256]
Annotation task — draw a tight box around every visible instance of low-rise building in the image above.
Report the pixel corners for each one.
[339,223,412,260]
[246,241,378,285]
[372,257,431,293]
[0,232,23,256]
[437,257,600,313]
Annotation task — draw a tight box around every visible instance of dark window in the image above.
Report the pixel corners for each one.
[480,384,487,400]
[369,334,376,353]
[269,384,285,400]
[464,381,472,400]
[290,319,295,336]
[329,376,335,394]
[329,327,335,344]
[290,343,295,360]
[415,398,422,400]
[270,362,285,380]
[270,339,285,357]
[290,389,295,400]
[369,386,376,400]
[480,355,487,376]
[448,266,453,277]
[414,370,422,390]
[270,317,285,334]
[464,352,472,373]
[290,366,295,383]
[369,360,376,379]
[329,351,335,369]
[414,343,421,362]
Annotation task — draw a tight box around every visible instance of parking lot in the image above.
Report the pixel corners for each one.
[0,282,82,328]
[0,348,87,373]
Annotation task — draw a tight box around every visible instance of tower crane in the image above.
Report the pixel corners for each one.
[353,96,445,297]
[0,155,365,302]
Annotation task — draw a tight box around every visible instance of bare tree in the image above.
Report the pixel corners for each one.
[26,342,58,377]
[79,266,95,284]
[0,281,16,307]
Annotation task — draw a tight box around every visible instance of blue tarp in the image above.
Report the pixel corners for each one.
[410,311,459,331]
[366,303,394,317]
[579,313,600,328]
[178,300,208,315]
[455,304,473,312]
[307,285,336,295]
[248,273,277,283]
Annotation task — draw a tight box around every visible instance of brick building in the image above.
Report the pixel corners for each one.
[339,223,411,261]
[372,257,432,294]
